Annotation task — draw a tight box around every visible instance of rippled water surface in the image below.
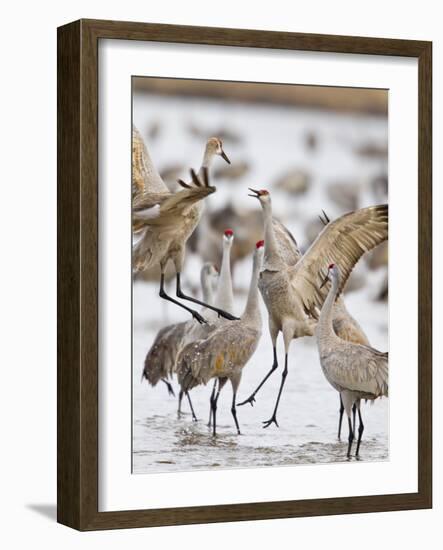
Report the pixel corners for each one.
[133,283,389,475]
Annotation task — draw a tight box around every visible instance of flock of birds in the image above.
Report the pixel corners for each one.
[133,124,389,458]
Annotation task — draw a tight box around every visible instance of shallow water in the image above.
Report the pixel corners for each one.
[133,283,389,474]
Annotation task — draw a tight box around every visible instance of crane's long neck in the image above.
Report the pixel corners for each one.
[242,253,262,327]
[215,240,234,314]
[195,145,216,214]
[317,271,340,341]
[201,271,215,306]
[261,201,285,270]
[198,145,215,178]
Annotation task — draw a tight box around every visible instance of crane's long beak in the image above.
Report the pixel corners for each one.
[320,273,330,289]
[221,149,231,164]
[248,188,260,198]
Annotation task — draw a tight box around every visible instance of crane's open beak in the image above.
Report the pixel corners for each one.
[221,149,231,164]
[320,273,330,289]
[248,188,260,198]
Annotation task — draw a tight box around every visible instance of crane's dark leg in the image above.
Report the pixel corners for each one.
[210,387,220,437]
[161,378,175,397]
[338,395,344,440]
[176,273,239,321]
[207,379,217,427]
[159,273,207,325]
[262,353,288,429]
[186,391,198,422]
[231,391,241,435]
[210,379,226,437]
[355,408,365,456]
[177,390,184,419]
[347,417,354,458]
[352,403,357,434]
[238,347,278,407]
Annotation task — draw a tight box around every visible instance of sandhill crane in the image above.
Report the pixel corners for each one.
[213,229,235,315]
[142,228,235,419]
[239,205,370,436]
[319,211,371,439]
[141,263,218,403]
[132,125,235,323]
[177,229,236,355]
[177,241,264,436]
[177,228,237,421]
[205,228,236,425]
[238,188,387,429]
[317,263,388,456]
[333,296,370,439]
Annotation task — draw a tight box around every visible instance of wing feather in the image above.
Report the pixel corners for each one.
[291,204,388,314]
[142,321,188,385]
[324,347,388,397]
[272,219,302,266]
[177,324,260,390]
[132,125,168,196]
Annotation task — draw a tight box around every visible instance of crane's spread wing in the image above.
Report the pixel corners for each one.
[132,188,209,232]
[142,321,188,385]
[177,324,260,390]
[132,125,169,196]
[272,218,302,266]
[132,168,214,230]
[324,347,388,398]
[132,192,171,231]
[290,204,388,316]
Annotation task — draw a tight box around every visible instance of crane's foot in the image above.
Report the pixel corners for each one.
[215,309,240,321]
[176,280,238,321]
[262,415,279,429]
[161,379,175,397]
[192,311,208,325]
[237,395,256,407]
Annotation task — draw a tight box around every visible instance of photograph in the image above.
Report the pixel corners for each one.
[131,77,389,475]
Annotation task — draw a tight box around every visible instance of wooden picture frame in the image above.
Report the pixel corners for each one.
[57,18,432,530]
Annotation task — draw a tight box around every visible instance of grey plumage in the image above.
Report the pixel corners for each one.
[240,189,388,429]
[132,125,234,323]
[176,244,264,435]
[272,218,301,266]
[141,263,218,395]
[142,321,188,389]
[316,264,388,457]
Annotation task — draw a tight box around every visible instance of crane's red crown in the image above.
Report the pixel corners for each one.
[328,263,335,269]
[259,189,269,195]
[256,240,265,248]
[224,228,234,237]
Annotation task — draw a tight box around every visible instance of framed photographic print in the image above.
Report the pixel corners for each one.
[57,19,432,530]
